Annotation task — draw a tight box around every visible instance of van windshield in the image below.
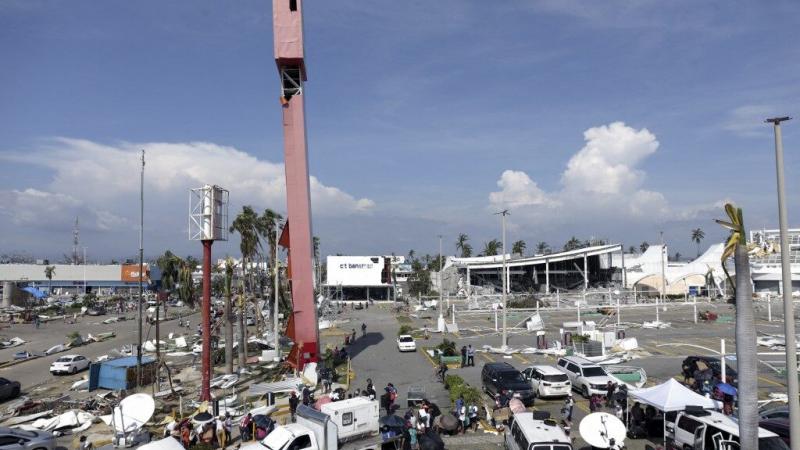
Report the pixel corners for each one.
[759,436,789,450]
[498,371,525,383]
[542,374,569,382]
[582,367,606,377]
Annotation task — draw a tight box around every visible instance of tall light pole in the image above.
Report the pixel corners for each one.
[766,116,799,450]
[83,247,87,295]
[437,235,444,333]
[496,210,510,349]
[137,149,144,387]
[659,231,665,323]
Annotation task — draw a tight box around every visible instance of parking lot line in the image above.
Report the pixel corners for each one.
[512,354,529,364]
[758,375,785,388]
[479,352,495,363]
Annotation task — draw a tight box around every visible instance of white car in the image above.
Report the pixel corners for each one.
[522,365,572,398]
[556,356,614,398]
[396,335,416,352]
[50,355,90,375]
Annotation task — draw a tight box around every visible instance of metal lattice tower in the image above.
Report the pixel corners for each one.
[72,217,80,264]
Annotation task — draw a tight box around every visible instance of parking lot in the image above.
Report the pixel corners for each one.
[324,297,796,449]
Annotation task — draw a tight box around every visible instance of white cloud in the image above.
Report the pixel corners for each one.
[489,121,716,227]
[0,188,127,231]
[3,138,375,218]
[488,170,556,208]
[561,122,658,195]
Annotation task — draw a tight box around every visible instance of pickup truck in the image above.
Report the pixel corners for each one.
[241,405,385,450]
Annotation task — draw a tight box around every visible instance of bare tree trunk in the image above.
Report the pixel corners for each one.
[734,243,757,449]
[237,258,247,369]
[224,288,234,374]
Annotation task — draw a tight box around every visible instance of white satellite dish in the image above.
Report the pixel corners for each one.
[108,393,156,432]
[579,412,626,450]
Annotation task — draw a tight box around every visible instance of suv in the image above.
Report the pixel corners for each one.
[522,365,571,398]
[682,356,738,386]
[556,356,614,398]
[481,362,535,406]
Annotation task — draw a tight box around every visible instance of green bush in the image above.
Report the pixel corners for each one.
[444,374,464,390]
[572,334,590,343]
[449,384,482,406]
[436,338,458,356]
[398,325,413,336]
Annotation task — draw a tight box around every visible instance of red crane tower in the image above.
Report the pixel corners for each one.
[272,0,318,369]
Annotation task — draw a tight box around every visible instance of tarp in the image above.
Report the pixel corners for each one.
[137,437,185,450]
[628,378,718,411]
[22,287,47,299]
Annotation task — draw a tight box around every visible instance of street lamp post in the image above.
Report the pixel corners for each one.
[496,210,510,349]
[766,116,799,450]
[437,235,444,334]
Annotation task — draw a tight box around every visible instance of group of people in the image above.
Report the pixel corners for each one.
[166,414,233,449]
[459,345,475,367]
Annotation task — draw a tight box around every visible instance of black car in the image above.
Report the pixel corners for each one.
[760,418,790,446]
[681,356,738,386]
[481,362,535,406]
[0,378,21,403]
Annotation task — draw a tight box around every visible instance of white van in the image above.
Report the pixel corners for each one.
[319,397,379,443]
[670,409,788,450]
[555,356,614,398]
[522,365,571,398]
[505,412,572,450]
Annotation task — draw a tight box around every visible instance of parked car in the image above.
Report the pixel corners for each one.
[671,409,787,450]
[759,406,789,421]
[86,306,106,316]
[49,355,90,375]
[759,418,791,446]
[481,362,535,406]
[0,427,56,450]
[0,378,21,403]
[556,356,614,398]
[522,365,571,398]
[681,355,738,386]
[396,335,416,352]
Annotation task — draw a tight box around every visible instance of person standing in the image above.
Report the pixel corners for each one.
[458,399,468,433]
[381,389,392,416]
[302,386,311,406]
[565,394,574,422]
[605,381,616,408]
[467,345,475,366]
[239,413,252,441]
[223,413,232,446]
[216,416,227,449]
[361,322,367,337]
[289,392,300,422]
[351,328,357,343]
[460,346,467,368]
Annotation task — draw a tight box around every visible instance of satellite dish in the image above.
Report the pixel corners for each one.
[109,393,156,432]
[579,412,626,450]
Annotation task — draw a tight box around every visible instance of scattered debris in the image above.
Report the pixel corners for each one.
[0,337,26,348]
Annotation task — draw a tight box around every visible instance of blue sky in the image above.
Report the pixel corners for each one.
[1,0,799,261]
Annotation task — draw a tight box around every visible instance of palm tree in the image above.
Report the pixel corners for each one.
[44,266,55,296]
[256,208,283,334]
[460,243,473,258]
[639,241,650,253]
[230,206,261,294]
[223,258,235,374]
[535,241,550,255]
[627,245,637,254]
[563,236,582,251]
[674,252,682,261]
[482,239,501,256]
[691,227,705,258]
[512,240,526,257]
[716,204,757,449]
[455,234,470,258]
[407,250,415,262]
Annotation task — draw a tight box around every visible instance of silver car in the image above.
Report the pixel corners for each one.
[0,427,56,450]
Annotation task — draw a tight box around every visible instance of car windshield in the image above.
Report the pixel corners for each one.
[499,371,525,382]
[55,357,72,362]
[582,367,606,377]
[399,337,413,342]
[759,436,789,450]
[543,374,569,382]
[11,430,38,438]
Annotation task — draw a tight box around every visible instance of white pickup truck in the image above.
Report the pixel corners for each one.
[242,402,387,450]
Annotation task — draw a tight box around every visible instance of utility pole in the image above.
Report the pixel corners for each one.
[659,231,665,323]
[83,247,87,294]
[274,225,280,359]
[137,149,144,388]
[497,210,510,349]
[766,116,799,450]
[437,235,444,334]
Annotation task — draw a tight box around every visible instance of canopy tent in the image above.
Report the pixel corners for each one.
[628,378,720,447]
[629,378,719,411]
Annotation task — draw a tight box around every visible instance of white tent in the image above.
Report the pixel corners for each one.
[629,378,719,411]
